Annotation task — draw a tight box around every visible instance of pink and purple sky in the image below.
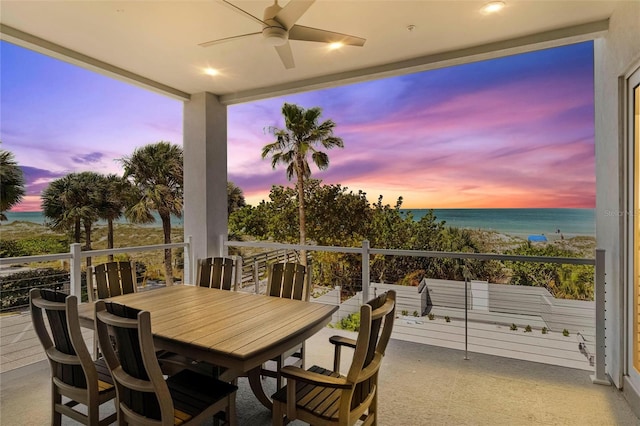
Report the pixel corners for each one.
[1,41,595,211]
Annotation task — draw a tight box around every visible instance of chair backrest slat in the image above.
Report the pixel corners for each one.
[267,262,307,301]
[197,257,237,290]
[96,301,170,422]
[30,289,94,389]
[92,261,137,301]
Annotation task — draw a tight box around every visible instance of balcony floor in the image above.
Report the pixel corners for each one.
[1,324,638,425]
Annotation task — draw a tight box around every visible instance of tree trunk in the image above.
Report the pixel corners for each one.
[107,219,114,262]
[74,218,81,243]
[84,221,92,267]
[296,157,307,268]
[161,213,174,286]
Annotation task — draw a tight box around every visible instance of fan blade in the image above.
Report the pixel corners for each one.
[199,32,261,47]
[275,42,295,69]
[220,0,267,26]
[289,25,366,46]
[275,0,315,29]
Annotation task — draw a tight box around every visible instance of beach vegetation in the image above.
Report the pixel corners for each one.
[428,313,435,320]
[0,149,25,221]
[0,236,68,257]
[525,325,532,332]
[445,316,451,322]
[120,142,183,285]
[506,242,594,300]
[510,323,518,331]
[0,268,88,310]
[262,103,344,268]
[563,329,570,337]
[542,327,548,334]
[335,312,360,332]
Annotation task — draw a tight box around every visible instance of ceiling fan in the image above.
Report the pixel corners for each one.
[199,0,366,69]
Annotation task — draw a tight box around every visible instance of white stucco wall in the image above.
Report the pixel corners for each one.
[594,0,640,389]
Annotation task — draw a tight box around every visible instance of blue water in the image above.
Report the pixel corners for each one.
[3,208,594,237]
[2,211,183,227]
[404,208,594,237]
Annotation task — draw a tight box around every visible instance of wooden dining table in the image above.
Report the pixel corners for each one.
[77,285,338,409]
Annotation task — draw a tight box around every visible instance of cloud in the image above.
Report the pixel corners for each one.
[71,151,104,164]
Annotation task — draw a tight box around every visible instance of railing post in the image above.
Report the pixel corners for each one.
[253,260,260,294]
[464,278,469,360]
[591,249,610,385]
[361,240,370,302]
[69,243,82,297]
[184,235,193,285]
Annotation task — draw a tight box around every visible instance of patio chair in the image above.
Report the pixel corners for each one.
[272,290,396,426]
[95,299,238,425]
[29,288,117,426]
[87,261,137,302]
[87,261,138,357]
[263,262,309,389]
[196,256,242,290]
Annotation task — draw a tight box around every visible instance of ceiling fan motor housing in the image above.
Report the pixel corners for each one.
[262,25,288,46]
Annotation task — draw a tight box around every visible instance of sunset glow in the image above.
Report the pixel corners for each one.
[1,41,595,211]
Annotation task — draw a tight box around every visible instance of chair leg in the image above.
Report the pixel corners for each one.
[272,400,285,426]
[276,356,283,390]
[228,392,237,426]
[52,383,62,426]
[88,398,99,425]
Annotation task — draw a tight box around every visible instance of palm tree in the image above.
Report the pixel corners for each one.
[41,172,102,265]
[75,172,103,266]
[227,181,246,216]
[120,142,183,285]
[98,174,131,262]
[42,173,84,243]
[0,150,26,221]
[262,103,344,266]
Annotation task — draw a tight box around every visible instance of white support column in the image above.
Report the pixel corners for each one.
[183,93,228,274]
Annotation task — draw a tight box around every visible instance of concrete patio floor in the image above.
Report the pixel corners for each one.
[1,326,638,425]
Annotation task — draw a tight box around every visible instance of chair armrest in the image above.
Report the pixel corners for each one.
[280,366,351,389]
[329,335,357,372]
[329,335,357,349]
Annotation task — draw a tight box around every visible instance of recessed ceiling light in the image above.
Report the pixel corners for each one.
[481,1,505,14]
[328,42,343,50]
[204,68,219,76]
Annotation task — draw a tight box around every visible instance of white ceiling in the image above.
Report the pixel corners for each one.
[0,1,616,104]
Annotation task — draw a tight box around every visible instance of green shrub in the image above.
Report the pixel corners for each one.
[563,329,570,337]
[524,325,532,332]
[335,313,360,332]
[428,313,435,320]
[413,310,419,317]
[542,327,548,334]
[510,323,518,331]
[0,237,68,258]
[0,240,23,258]
[0,268,87,311]
[445,316,451,323]
[401,309,408,316]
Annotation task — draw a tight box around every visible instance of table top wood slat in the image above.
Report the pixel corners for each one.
[77,285,337,372]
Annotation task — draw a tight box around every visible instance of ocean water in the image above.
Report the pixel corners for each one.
[2,211,183,228]
[3,208,595,237]
[404,208,594,238]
